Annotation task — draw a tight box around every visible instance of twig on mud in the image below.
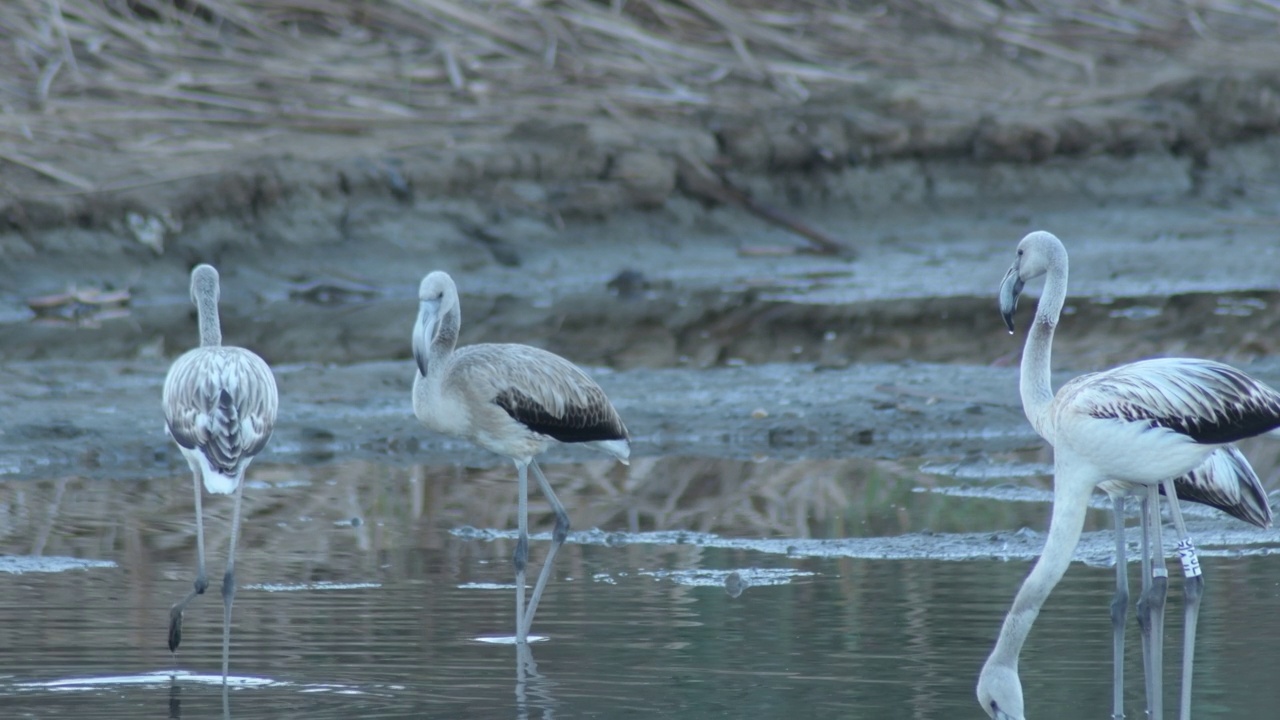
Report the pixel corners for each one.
[676,153,855,258]
[874,383,1013,407]
[0,147,95,190]
[442,212,524,268]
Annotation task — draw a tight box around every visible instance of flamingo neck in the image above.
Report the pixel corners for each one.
[415,298,459,380]
[985,463,1094,671]
[196,293,222,347]
[429,304,459,374]
[1020,255,1067,439]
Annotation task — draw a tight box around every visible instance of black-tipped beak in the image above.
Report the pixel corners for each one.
[999,265,1024,334]
[413,340,428,377]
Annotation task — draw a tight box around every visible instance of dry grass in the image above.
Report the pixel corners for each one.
[1,1,1278,193]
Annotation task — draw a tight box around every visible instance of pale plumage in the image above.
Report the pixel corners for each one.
[978,231,1280,720]
[164,348,276,493]
[163,264,278,682]
[1099,445,1272,532]
[411,270,629,643]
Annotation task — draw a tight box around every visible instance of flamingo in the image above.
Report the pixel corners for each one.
[163,264,278,681]
[410,271,630,643]
[976,231,1280,720]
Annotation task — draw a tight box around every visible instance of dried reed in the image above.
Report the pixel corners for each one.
[0,1,1276,191]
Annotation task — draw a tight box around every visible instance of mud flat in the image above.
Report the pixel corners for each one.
[7,350,1280,486]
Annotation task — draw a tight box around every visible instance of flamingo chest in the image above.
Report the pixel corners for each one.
[413,378,473,439]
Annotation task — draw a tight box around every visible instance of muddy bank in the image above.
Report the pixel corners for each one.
[5,65,1280,244]
[6,146,1280,373]
[7,355,1280,485]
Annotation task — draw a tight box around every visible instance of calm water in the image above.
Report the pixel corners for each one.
[2,457,1279,719]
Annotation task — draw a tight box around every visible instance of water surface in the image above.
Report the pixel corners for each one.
[2,456,1279,718]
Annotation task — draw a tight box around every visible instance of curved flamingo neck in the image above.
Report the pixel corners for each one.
[986,462,1094,670]
[433,287,461,363]
[1020,251,1067,439]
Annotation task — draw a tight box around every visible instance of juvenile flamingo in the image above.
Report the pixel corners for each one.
[410,271,630,643]
[163,264,278,681]
[977,231,1280,720]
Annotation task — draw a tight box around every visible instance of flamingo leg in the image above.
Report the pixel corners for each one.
[1110,494,1130,719]
[1160,477,1202,720]
[220,477,246,683]
[1137,483,1168,720]
[515,640,558,719]
[515,642,535,720]
[514,460,530,644]
[1136,491,1154,714]
[520,460,570,640]
[169,459,210,657]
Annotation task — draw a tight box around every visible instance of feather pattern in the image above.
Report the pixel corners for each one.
[164,347,278,492]
[1064,358,1280,445]
[453,344,629,444]
[1169,446,1272,528]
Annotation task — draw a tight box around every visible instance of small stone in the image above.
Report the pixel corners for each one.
[608,151,676,208]
[724,571,747,598]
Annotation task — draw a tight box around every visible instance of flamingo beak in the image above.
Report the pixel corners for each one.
[999,265,1024,334]
[412,299,439,377]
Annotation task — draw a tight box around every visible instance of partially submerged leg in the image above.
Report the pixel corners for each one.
[1110,494,1129,719]
[170,463,209,656]
[220,477,247,683]
[520,459,570,640]
[515,641,537,720]
[513,460,530,644]
[1137,491,1154,714]
[516,640,560,720]
[1137,483,1168,720]
[1160,477,1202,720]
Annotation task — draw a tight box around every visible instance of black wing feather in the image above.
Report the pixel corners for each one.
[1165,448,1272,528]
[1085,361,1280,445]
[495,388,627,444]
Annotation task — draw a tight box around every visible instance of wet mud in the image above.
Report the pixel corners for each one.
[8,351,1280,486]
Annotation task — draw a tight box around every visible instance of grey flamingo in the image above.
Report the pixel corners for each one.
[163,264,277,681]
[410,271,630,643]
